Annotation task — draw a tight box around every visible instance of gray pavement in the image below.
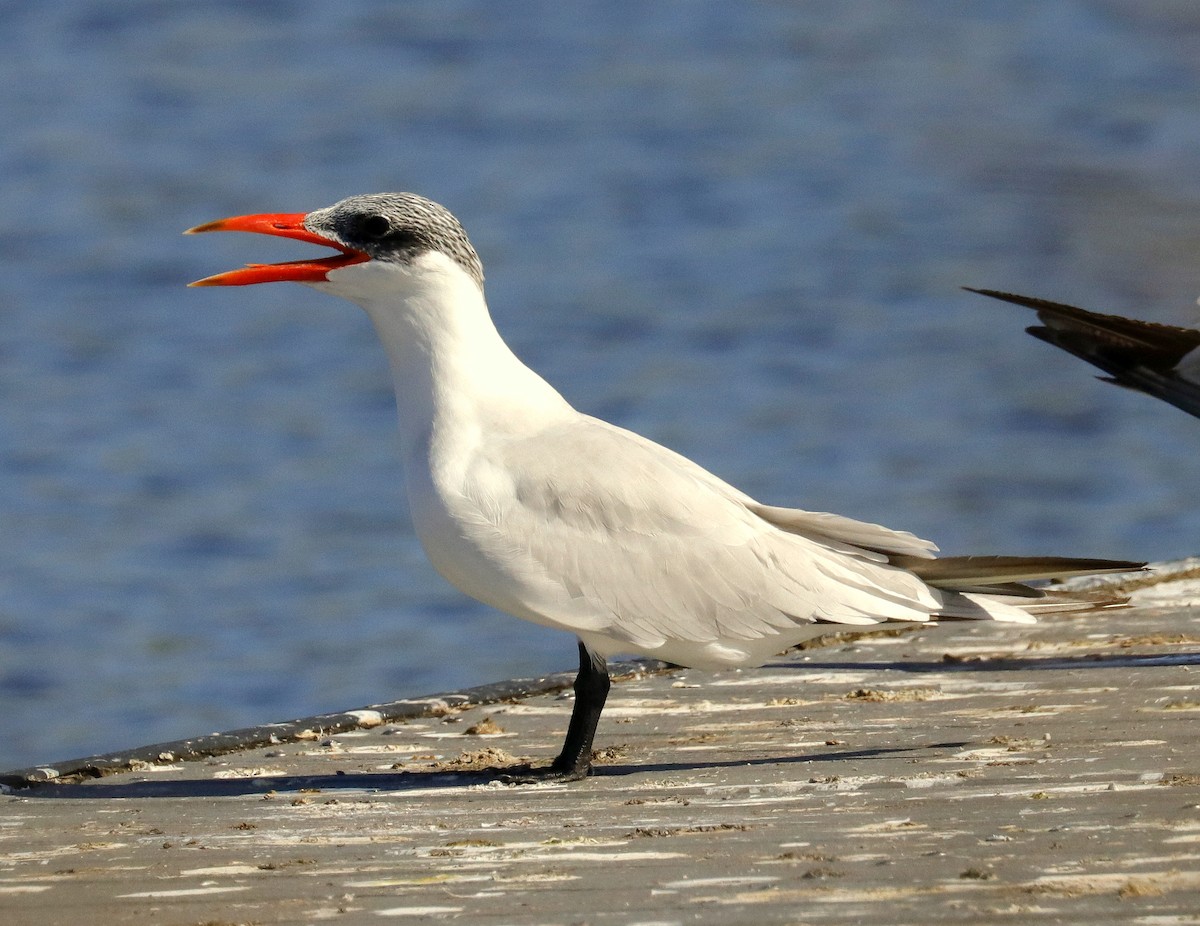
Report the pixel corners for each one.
[2,565,1199,925]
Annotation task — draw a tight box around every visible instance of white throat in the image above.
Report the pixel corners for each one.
[310,254,574,465]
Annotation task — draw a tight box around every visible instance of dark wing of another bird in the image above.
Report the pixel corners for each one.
[966,287,1200,419]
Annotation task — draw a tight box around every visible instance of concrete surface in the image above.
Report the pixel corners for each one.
[2,564,1199,925]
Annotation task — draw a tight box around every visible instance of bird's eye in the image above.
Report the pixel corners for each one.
[360,215,391,239]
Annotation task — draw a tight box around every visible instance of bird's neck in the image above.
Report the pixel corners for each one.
[326,261,573,464]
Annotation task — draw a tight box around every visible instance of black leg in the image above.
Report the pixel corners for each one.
[550,640,610,777]
[503,640,610,783]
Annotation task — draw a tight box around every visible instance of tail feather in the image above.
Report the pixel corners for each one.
[896,554,1144,623]
[946,592,1037,623]
[933,581,1043,598]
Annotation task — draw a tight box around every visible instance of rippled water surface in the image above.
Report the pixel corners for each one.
[4,2,1200,770]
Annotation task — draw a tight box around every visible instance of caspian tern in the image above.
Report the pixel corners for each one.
[188,194,1141,781]
[968,287,1200,419]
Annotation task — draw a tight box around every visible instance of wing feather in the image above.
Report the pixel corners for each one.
[454,416,945,664]
[748,503,939,559]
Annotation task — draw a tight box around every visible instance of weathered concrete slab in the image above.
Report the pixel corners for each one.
[2,567,1199,924]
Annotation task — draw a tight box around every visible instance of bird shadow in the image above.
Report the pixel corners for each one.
[12,741,962,801]
[776,648,1200,674]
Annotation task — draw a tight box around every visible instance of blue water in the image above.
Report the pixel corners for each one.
[4,1,1200,771]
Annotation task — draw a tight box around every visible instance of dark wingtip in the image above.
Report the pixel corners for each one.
[962,287,1035,306]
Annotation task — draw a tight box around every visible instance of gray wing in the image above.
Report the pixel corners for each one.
[460,415,942,664]
[747,503,938,559]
